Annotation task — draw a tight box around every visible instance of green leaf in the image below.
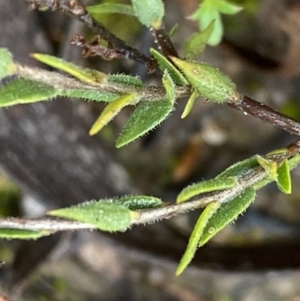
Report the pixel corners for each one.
[89,93,138,136]
[59,88,119,102]
[257,155,278,181]
[131,0,164,28]
[116,97,174,147]
[277,160,291,194]
[184,20,215,60]
[215,0,243,15]
[0,48,17,80]
[168,23,178,37]
[216,156,259,179]
[176,201,220,276]
[199,188,256,246]
[87,3,135,16]
[162,70,175,103]
[170,57,239,103]
[0,228,49,240]
[181,89,199,118]
[150,48,188,86]
[48,201,134,232]
[190,2,223,46]
[104,195,163,210]
[0,78,57,107]
[177,177,237,203]
[108,74,143,87]
[32,53,107,85]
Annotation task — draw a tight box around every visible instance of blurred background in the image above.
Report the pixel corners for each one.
[1,0,300,300]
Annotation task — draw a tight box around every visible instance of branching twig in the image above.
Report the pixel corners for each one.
[23,0,151,65]
[1,143,299,233]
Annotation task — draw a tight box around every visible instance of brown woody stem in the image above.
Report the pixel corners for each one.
[228,95,300,137]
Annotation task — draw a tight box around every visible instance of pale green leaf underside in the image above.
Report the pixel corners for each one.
[87,3,135,16]
[108,74,143,87]
[131,0,164,28]
[0,48,17,80]
[177,177,237,203]
[199,187,256,246]
[48,202,132,232]
[171,57,238,103]
[32,53,107,85]
[181,89,199,118]
[116,98,174,148]
[176,201,220,275]
[0,228,50,240]
[277,160,291,194]
[89,94,137,136]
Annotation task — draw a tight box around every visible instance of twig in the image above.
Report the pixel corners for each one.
[1,145,299,233]
[23,0,150,65]
[228,95,300,136]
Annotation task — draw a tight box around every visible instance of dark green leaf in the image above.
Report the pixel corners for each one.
[0,78,57,107]
[199,188,256,246]
[0,228,50,240]
[184,20,215,60]
[116,97,174,147]
[104,195,163,210]
[177,177,237,203]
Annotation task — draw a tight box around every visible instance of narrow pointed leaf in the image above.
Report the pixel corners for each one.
[184,20,215,60]
[104,195,163,210]
[0,228,50,240]
[32,53,107,85]
[0,78,57,107]
[131,0,164,28]
[168,23,178,37]
[215,0,243,15]
[177,177,237,203]
[199,188,256,246]
[87,3,135,16]
[150,48,188,86]
[0,48,17,79]
[48,201,134,232]
[181,89,199,118]
[277,160,291,194]
[89,94,137,136]
[162,70,175,103]
[116,97,174,147]
[170,57,240,103]
[257,155,278,181]
[176,201,220,275]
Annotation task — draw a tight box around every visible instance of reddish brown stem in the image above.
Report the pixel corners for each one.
[228,95,300,137]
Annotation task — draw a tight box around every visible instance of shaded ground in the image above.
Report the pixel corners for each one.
[1,0,300,300]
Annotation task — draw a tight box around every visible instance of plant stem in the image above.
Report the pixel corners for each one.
[228,95,300,136]
[23,0,150,65]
